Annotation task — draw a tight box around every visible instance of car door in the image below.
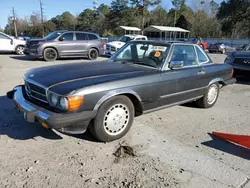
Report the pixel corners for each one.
[194,45,217,87]
[159,44,205,106]
[74,32,89,55]
[56,32,75,56]
[0,33,15,51]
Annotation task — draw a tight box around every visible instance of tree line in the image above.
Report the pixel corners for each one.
[3,0,250,38]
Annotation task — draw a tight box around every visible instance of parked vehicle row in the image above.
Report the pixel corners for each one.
[7,40,236,142]
[208,42,236,54]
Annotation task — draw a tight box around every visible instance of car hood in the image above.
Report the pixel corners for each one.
[25,61,156,95]
[231,51,250,57]
[107,41,126,48]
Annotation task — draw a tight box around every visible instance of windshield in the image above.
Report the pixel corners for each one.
[119,36,134,43]
[44,31,66,40]
[111,42,169,68]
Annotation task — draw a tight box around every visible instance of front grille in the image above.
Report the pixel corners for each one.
[26,42,38,48]
[25,81,48,103]
[106,45,116,52]
[233,58,250,66]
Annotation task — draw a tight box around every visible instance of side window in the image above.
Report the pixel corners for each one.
[195,46,208,63]
[61,33,73,41]
[171,45,197,67]
[88,34,98,40]
[141,38,146,40]
[76,33,87,40]
[0,33,10,39]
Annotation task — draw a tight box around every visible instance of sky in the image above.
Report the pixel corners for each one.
[0,0,223,29]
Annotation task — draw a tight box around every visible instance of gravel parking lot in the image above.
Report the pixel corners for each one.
[0,53,249,188]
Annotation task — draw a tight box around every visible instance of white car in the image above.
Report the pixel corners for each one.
[105,34,148,56]
[0,32,26,55]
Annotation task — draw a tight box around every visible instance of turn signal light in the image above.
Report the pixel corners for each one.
[67,96,84,111]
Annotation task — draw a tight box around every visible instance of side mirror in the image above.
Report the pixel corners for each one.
[169,60,184,69]
[59,37,65,41]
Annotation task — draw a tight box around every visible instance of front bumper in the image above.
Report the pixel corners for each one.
[232,64,250,71]
[7,86,97,134]
[24,47,43,57]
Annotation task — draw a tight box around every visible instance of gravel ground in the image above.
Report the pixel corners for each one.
[0,53,249,188]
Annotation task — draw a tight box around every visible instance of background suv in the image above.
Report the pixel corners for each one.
[0,32,26,55]
[25,30,104,61]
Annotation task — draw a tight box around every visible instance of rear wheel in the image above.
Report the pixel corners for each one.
[89,96,134,142]
[88,48,99,60]
[15,45,24,55]
[196,83,220,108]
[43,48,58,61]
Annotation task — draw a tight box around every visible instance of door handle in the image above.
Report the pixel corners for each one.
[198,71,206,75]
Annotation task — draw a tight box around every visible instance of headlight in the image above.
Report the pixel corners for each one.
[59,97,68,110]
[50,94,59,106]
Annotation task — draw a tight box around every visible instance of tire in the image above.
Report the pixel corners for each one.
[88,48,99,60]
[196,83,220,108]
[43,48,58,61]
[208,50,213,53]
[90,96,134,142]
[15,45,24,55]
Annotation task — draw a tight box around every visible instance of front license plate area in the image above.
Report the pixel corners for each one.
[24,111,37,123]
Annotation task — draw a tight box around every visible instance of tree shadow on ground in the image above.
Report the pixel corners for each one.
[201,133,250,160]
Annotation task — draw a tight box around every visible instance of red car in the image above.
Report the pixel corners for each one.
[188,37,208,50]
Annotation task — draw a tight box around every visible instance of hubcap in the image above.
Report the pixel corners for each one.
[46,50,56,60]
[90,50,97,59]
[17,46,24,54]
[207,84,218,104]
[103,104,130,136]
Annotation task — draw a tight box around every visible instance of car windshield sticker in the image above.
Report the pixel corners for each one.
[154,51,161,57]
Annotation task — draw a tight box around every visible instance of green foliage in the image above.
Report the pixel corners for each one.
[217,0,250,37]
[2,0,249,38]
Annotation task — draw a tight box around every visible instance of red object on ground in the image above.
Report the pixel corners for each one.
[212,132,250,149]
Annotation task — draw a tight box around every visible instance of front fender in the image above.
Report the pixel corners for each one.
[93,89,142,110]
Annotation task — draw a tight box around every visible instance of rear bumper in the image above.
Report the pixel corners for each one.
[7,86,97,134]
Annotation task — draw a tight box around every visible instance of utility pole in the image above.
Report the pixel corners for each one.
[12,7,18,37]
[40,0,44,37]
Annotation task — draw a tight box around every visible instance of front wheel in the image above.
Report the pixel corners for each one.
[90,96,134,142]
[196,83,220,108]
[15,45,24,55]
[43,48,58,61]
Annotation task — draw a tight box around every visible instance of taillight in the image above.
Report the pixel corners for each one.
[231,69,234,77]
[101,41,105,47]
